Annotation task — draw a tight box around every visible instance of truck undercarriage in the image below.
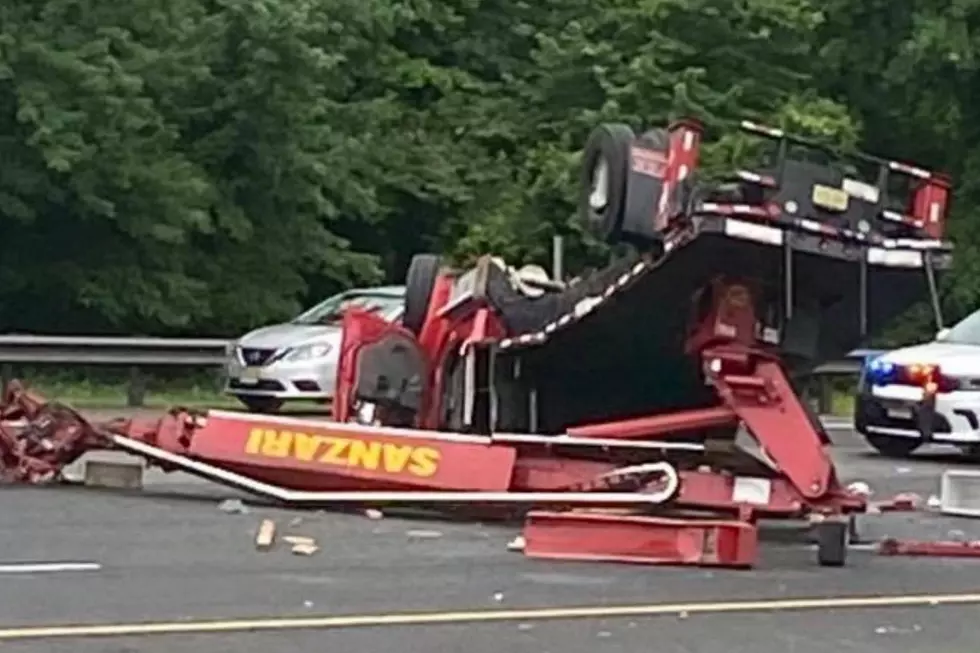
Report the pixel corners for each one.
[0,118,956,569]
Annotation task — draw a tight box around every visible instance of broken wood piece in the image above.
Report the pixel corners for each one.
[283,535,316,546]
[255,519,276,550]
[291,543,320,556]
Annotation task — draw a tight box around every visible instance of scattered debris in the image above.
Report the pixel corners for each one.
[678,610,689,620]
[218,499,249,515]
[596,631,611,638]
[896,467,911,475]
[876,492,922,512]
[517,623,534,632]
[289,517,304,527]
[406,529,443,540]
[364,508,384,520]
[291,542,320,556]
[875,624,922,635]
[878,536,980,558]
[847,481,872,498]
[255,519,277,551]
[507,535,526,552]
[283,535,317,547]
[927,495,942,510]
[303,600,314,608]
[947,529,966,542]
[492,592,504,602]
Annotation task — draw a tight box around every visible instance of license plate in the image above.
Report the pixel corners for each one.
[886,406,913,420]
[238,367,262,385]
[812,184,849,211]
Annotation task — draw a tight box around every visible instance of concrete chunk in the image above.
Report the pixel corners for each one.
[84,460,143,490]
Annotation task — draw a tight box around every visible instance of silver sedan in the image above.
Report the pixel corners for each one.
[224,285,405,413]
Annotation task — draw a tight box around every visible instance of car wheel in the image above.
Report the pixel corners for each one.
[238,395,284,414]
[579,123,635,244]
[403,253,442,336]
[865,434,921,458]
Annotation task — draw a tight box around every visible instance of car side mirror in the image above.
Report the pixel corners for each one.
[936,327,951,341]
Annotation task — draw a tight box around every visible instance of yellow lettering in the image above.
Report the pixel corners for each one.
[381,444,413,473]
[348,440,382,471]
[318,437,350,465]
[244,428,442,479]
[407,447,441,478]
[292,432,323,462]
[260,430,292,458]
[245,428,265,455]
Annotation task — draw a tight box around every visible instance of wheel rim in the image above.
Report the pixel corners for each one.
[589,159,609,213]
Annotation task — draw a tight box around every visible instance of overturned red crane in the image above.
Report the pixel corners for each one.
[0,117,954,569]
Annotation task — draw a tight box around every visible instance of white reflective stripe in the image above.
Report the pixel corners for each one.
[724,219,783,245]
[682,130,695,151]
[929,201,941,224]
[888,160,930,179]
[867,248,922,267]
[740,120,784,138]
[737,170,763,183]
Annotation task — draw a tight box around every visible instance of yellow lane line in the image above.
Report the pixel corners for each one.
[2,591,978,640]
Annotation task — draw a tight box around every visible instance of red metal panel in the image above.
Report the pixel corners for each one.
[522,511,757,568]
[674,470,805,516]
[185,414,517,491]
[565,406,737,440]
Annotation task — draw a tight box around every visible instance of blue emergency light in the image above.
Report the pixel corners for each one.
[864,356,898,386]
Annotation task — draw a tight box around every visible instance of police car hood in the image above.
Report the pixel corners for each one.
[879,341,980,377]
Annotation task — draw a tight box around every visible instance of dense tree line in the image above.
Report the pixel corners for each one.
[1,0,977,341]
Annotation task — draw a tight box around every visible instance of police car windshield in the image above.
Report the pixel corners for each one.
[942,309,980,345]
[292,292,403,325]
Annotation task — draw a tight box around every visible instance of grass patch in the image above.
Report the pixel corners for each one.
[8,366,239,409]
[831,391,855,418]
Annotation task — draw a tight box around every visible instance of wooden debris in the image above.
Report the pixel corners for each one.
[255,519,277,551]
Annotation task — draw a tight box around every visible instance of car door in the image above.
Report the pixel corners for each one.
[333,307,429,426]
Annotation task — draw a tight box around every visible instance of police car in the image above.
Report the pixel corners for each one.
[856,307,980,457]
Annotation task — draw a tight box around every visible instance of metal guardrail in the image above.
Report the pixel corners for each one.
[0,335,882,411]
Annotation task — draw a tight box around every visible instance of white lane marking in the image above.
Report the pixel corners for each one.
[0,562,102,574]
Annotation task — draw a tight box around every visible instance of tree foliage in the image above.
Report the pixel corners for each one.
[0,0,977,338]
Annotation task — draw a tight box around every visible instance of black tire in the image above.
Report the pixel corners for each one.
[403,253,442,336]
[238,395,284,414]
[580,123,635,243]
[865,434,921,458]
[816,519,848,567]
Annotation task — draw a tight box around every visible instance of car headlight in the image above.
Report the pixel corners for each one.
[283,343,333,362]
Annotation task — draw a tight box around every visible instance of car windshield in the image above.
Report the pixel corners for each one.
[942,309,980,345]
[292,291,403,326]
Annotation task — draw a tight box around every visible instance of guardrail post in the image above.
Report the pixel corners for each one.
[126,366,146,408]
[816,375,833,415]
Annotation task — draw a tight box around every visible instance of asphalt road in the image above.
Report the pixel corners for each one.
[3,413,980,652]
